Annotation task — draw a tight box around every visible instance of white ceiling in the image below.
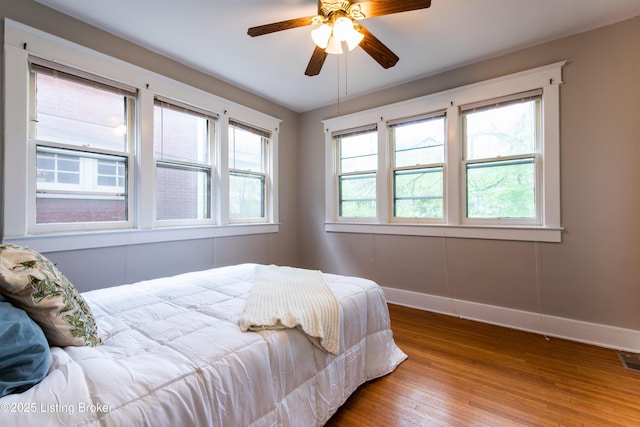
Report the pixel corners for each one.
[34,0,640,112]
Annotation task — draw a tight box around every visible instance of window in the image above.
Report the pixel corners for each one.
[462,91,541,224]
[390,112,446,221]
[323,62,564,242]
[228,121,269,221]
[30,60,136,227]
[154,98,216,222]
[335,127,378,219]
[4,21,281,249]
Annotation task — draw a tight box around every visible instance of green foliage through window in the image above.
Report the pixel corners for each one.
[463,96,540,221]
[392,114,445,220]
[466,159,535,218]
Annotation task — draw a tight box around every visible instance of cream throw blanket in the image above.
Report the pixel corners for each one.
[239,265,340,354]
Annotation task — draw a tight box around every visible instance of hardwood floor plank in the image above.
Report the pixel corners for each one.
[326,304,640,426]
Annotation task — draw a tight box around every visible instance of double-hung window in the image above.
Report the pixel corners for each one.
[30,59,136,229]
[390,112,446,221]
[324,62,563,242]
[461,91,541,224]
[154,98,216,222]
[335,127,378,219]
[228,121,269,222]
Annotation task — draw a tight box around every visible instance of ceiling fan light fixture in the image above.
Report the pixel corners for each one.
[313,15,363,54]
[325,36,343,54]
[344,26,364,50]
[332,16,353,41]
[333,16,363,51]
[311,23,332,49]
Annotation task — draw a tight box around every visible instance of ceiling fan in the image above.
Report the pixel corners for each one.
[247,0,432,76]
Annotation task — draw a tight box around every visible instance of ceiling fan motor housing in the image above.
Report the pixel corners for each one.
[320,1,365,21]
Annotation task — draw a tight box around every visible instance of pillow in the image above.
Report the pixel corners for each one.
[0,244,101,347]
[0,294,51,397]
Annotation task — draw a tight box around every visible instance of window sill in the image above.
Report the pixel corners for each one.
[324,222,562,243]
[3,223,280,253]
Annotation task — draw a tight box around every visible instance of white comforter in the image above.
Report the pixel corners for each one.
[0,264,407,427]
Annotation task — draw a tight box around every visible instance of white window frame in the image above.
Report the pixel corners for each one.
[460,91,543,226]
[27,59,137,234]
[334,125,379,221]
[3,19,280,252]
[153,96,218,227]
[227,120,271,224]
[323,62,564,243]
[389,110,447,224]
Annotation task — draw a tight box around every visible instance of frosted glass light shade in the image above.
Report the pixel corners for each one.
[325,36,343,54]
[311,24,332,49]
[332,17,353,41]
[344,28,364,50]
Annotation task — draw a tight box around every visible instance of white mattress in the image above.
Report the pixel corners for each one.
[0,264,407,426]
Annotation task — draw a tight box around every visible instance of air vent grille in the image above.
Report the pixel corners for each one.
[618,352,640,372]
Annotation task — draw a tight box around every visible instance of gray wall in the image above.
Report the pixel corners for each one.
[298,17,640,331]
[0,0,300,291]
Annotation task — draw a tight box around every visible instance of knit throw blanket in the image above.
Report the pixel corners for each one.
[238,265,340,354]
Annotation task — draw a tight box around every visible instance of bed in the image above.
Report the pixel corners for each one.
[0,248,406,427]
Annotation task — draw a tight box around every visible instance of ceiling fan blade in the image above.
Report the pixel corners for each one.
[355,0,431,18]
[358,25,399,69]
[248,16,316,37]
[305,46,329,76]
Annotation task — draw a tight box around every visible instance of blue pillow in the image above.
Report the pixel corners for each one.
[0,294,51,397]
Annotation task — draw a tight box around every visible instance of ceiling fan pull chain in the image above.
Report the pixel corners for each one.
[336,51,341,114]
[345,47,349,97]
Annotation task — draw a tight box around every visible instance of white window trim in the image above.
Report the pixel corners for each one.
[227,121,272,224]
[334,126,379,221]
[3,19,280,251]
[389,110,447,224]
[323,61,565,243]
[152,97,218,227]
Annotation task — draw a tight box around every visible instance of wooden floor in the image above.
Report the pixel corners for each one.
[326,304,640,426]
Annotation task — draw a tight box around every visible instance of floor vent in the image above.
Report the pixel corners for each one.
[619,352,640,372]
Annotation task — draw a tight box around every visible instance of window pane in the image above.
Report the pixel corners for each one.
[35,73,129,151]
[36,153,55,171]
[394,168,443,218]
[464,99,539,161]
[394,117,445,167]
[36,197,126,223]
[36,152,79,184]
[467,159,535,219]
[229,172,265,219]
[339,131,377,173]
[154,105,208,163]
[156,165,210,220]
[228,124,267,221]
[97,159,125,188]
[229,125,264,172]
[36,148,127,224]
[36,148,126,192]
[339,173,376,218]
[57,157,79,172]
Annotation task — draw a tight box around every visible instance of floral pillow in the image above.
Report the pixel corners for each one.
[0,244,101,347]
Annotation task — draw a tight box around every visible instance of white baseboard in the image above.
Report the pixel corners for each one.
[382,287,640,353]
